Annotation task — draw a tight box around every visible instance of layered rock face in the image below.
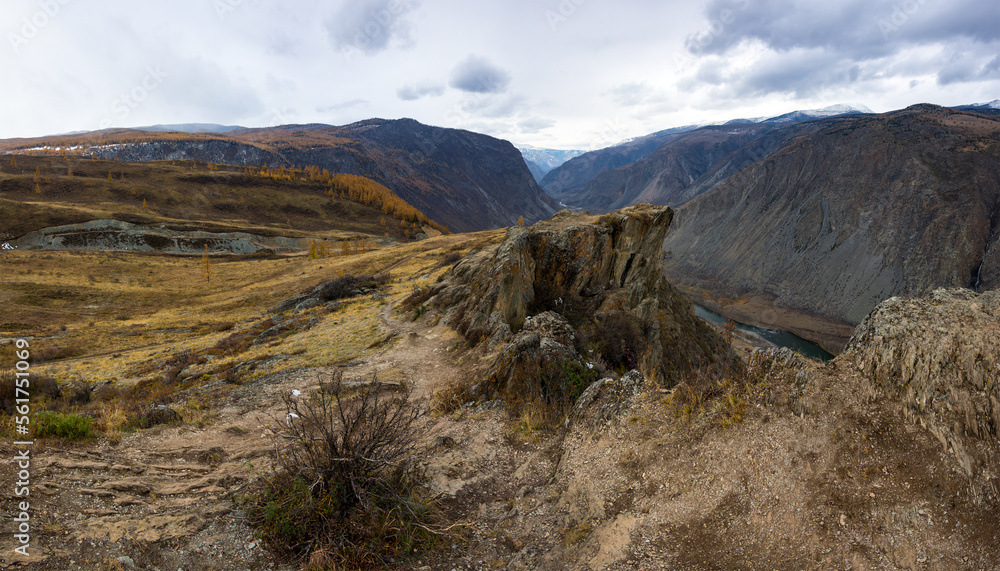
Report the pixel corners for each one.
[424,204,736,395]
[844,287,1000,475]
[662,105,1000,326]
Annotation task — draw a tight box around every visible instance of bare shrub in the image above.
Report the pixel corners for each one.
[247,370,438,566]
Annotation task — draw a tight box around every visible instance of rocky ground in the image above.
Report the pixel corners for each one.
[3,291,999,570]
[2,206,998,570]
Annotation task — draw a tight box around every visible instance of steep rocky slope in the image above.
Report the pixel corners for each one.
[564,122,823,212]
[1,119,558,233]
[540,126,696,200]
[662,104,1000,329]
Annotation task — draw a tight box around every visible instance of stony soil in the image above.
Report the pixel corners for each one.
[2,294,998,570]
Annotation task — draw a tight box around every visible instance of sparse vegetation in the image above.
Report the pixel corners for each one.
[246,371,439,567]
[33,411,94,440]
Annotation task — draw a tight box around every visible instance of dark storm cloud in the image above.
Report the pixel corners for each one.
[326,0,417,56]
[937,53,1000,86]
[397,82,445,101]
[689,0,999,57]
[448,56,512,94]
[682,0,1000,97]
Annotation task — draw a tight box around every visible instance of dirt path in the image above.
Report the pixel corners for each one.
[357,299,468,401]
[0,296,477,569]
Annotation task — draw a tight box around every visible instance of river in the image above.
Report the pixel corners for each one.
[693,304,835,362]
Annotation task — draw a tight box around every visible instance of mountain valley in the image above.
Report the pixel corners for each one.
[0,100,999,570]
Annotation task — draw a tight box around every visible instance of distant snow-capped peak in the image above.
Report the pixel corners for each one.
[971,99,1000,109]
[801,103,874,117]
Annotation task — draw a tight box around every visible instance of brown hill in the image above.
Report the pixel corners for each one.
[540,126,696,201]
[0,154,441,250]
[0,118,559,233]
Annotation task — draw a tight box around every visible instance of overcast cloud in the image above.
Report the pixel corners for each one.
[1,0,997,149]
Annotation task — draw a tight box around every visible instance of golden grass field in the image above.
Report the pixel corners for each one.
[1,228,503,423]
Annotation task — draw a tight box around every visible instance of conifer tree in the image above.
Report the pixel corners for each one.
[201,245,214,281]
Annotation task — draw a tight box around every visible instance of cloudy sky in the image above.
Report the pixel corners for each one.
[2,0,998,149]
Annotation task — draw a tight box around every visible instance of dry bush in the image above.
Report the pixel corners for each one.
[162,350,202,384]
[0,371,60,414]
[208,318,278,357]
[316,274,388,302]
[246,370,439,567]
[430,377,477,416]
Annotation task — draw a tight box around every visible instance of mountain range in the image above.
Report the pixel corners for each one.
[516,145,586,182]
[1,119,558,233]
[3,101,999,352]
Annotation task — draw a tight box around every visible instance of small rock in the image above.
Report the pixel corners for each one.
[247,542,256,550]
[142,405,182,427]
[434,436,458,448]
[293,298,321,313]
[116,556,135,569]
[839,513,847,527]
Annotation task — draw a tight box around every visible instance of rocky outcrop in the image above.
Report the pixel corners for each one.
[570,369,645,426]
[844,287,1000,475]
[11,219,303,254]
[422,204,737,392]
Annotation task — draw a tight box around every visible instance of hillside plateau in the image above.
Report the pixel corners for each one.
[0,205,997,570]
[0,154,445,256]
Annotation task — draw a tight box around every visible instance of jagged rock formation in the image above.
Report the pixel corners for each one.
[663,104,1000,326]
[844,287,1000,475]
[421,204,736,393]
[570,369,645,426]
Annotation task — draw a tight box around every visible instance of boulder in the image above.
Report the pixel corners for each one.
[570,369,646,426]
[844,287,1000,474]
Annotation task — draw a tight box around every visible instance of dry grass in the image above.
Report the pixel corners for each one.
[0,227,499,444]
[662,349,809,429]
